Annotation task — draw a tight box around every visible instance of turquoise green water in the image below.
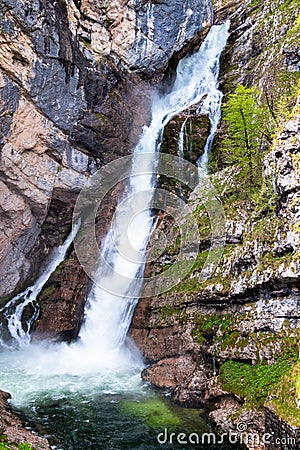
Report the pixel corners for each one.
[0,347,240,450]
[19,388,240,450]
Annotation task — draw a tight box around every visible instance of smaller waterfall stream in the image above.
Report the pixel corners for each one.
[178,118,188,159]
[190,24,228,172]
[172,23,228,171]
[0,224,80,348]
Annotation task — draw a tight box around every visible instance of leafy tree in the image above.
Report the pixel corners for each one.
[222,84,273,197]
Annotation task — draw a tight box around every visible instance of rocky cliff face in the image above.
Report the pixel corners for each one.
[130,0,300,447]
[0,0,212,318]
[131,111,300,450]
[62,0,212,77]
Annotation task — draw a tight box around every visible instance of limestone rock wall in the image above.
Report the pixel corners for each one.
[131,94,300,450]
[64,0,213,77]
[130,1,300,447]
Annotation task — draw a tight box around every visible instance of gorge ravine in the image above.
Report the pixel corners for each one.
[0,0,300,449]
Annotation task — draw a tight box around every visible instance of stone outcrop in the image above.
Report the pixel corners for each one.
[31,252,89,342]
[0,389,50,449]
[62,0,213,77]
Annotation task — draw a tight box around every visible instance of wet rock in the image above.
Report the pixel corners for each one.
[160,107,211,164]
[0,389,50,449]
[31,252,89,342]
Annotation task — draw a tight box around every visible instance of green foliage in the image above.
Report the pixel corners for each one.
[222,85,273,196]
[219,356,296,409]
[251,177,278,216]
[0,435,32,450]
[265,71,300,125]
[269,361,300,426]
[18,444,32,450]
[0,445,9,450]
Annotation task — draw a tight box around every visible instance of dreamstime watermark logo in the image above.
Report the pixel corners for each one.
[72,153,226,297]
[156,424,297,447]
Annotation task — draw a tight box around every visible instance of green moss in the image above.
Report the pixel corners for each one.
[221,331,249,350]
[219,356,297,409]
[157,305,188,325]
[192,313,233,344]
[121,398,181,428]
[248,0,261,8]
[267,361,300,426]
[0,441,32,450]
[18,445,32,450]
[40,285,56,300]
[95,112,109,121]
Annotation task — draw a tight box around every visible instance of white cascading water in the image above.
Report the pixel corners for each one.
[197,86,224,171]
[0,224,80,349]
[77,20,230,362]
[0,22,229,404]
[174,23,227,170]
[178,118,188,159]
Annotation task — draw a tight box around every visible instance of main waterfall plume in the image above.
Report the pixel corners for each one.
[75,21,230,365]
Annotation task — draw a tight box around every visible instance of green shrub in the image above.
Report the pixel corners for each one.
[0,444,9,450]
[18,444,32,450]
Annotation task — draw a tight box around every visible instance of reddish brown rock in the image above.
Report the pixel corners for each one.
[172,366,214,406]
[32,252,89,342]
[142,355,197,389]
[130,322,196,362]
[0,389,50,449]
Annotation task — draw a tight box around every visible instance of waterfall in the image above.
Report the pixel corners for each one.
[0,224,79,348]
[0,22,229,375]
[169,20,230,172]
[170,21,228,169]
[76,21,230,361]
[178,118,188,159]
[195,25,228,171]
[197,89,224,171]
